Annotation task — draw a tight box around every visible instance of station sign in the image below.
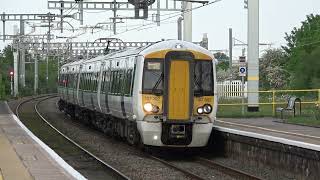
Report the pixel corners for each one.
[239,66,247,77]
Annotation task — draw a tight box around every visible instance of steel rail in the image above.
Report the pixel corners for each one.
[196,157,263,180]
[147,155,206,180]
[16,95,130,180]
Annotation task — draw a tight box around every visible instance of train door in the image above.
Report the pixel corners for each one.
[164,51,194,121]
[168,60,190,120]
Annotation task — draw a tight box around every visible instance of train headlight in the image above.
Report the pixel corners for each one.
[144,103,153,112]
[143,103,159,113]
[203,104,212,114]
[197,107,204,114]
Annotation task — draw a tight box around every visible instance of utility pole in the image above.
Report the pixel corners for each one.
[13,51,19,97]
[247,0,259,112]
[60,0,64,33]
[183,1,192,42]
[78,0,84,25]
[19,19,26,87]
[112,0,117,34]
[34,54,38,94]
[1,13,56,90]
[229,28,233,69]
[177,16,183,40]
[2,12,5,42]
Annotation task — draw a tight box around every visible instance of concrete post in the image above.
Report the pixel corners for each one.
[34,54,38,95]
[201,33,208,49]
[79,0,84,25]
[13,52,19,97]
[113,0,116,34]
[60,0,64,33]
[177,16,183,40]
[156,0,160,26]
[229,28,233,69]
[247,0,259,112]
[2,12,5,42]
[19,19,25,87]
[183,2,192,42]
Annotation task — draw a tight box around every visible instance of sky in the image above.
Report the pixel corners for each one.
[0,0,320,59]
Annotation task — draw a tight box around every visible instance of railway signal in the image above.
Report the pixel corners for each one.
[9,70,14,96]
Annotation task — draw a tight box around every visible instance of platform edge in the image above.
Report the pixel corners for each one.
[5,101,87,180]
[213,125,320,152]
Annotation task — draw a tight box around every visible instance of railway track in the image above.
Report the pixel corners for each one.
[14,95,264,180]
[147,154,263,180]
[16,95,129,180]
[195,157,262,180]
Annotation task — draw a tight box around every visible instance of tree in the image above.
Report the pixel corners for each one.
[289,47,320,89]
[0,46,14,97]
[283,14,320,89]
[259,49,288,89]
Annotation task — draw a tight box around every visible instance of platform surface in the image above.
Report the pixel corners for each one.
[0,101,75,180]
[214,117,320,150]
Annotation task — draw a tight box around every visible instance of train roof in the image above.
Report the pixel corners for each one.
[61,40,213,69]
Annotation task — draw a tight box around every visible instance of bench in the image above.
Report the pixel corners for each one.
[276,96,301,119]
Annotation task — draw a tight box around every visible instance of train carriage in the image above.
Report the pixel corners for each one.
[58,40,217,147]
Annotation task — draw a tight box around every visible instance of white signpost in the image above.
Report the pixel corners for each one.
[239,65,247,115]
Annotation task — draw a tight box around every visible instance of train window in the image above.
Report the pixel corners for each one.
[93,73,98,92]
[85,73,89,91]
[117,71,122,94]
[142,59,163,94]
[90,73,93,91]
[110,71,116,94]
[194,61,214,96]
[124,69,133,96]
[105,71,111,94]
[74,74,78,89]
[65,75,68,87]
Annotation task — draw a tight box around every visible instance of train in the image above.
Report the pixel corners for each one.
[58,40,217,148]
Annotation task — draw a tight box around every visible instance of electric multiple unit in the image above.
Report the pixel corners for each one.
[58,40,217,147]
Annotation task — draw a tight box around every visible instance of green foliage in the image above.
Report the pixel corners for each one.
[216,61,229,71]
[259,48,289,89]
[0,46,13,98]
[0,45,58,97]
[214,52,230,71]
[283,14,320,89]
[289,47,320,89]
[214,52,229,61]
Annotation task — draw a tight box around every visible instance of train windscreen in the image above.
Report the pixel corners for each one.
[194,61,214,96]
[142,59,164,95]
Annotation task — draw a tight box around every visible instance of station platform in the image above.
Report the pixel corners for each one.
[214,117,320,151]
[0,101,85,180]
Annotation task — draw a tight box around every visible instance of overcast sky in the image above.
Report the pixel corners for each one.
[0,0,320,58]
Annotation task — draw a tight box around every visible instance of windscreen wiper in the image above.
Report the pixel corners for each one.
[194,75,203,96]
[151,73,163,95]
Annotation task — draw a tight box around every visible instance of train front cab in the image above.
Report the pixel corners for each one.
[137,49,216,147]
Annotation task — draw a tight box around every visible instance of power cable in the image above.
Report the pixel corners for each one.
[105,0,222,37]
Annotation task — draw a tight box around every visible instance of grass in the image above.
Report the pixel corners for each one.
[287,116,320,127]
[217,104,273,118]
[217,103,320,127]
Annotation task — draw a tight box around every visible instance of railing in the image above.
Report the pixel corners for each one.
[217,80,247,99]
[217,89,320,118]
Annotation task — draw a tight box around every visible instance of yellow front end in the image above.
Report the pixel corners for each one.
[138,48,215,147]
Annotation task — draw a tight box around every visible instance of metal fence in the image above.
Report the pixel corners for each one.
[217,89,320,119]
[217,80,247,99]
